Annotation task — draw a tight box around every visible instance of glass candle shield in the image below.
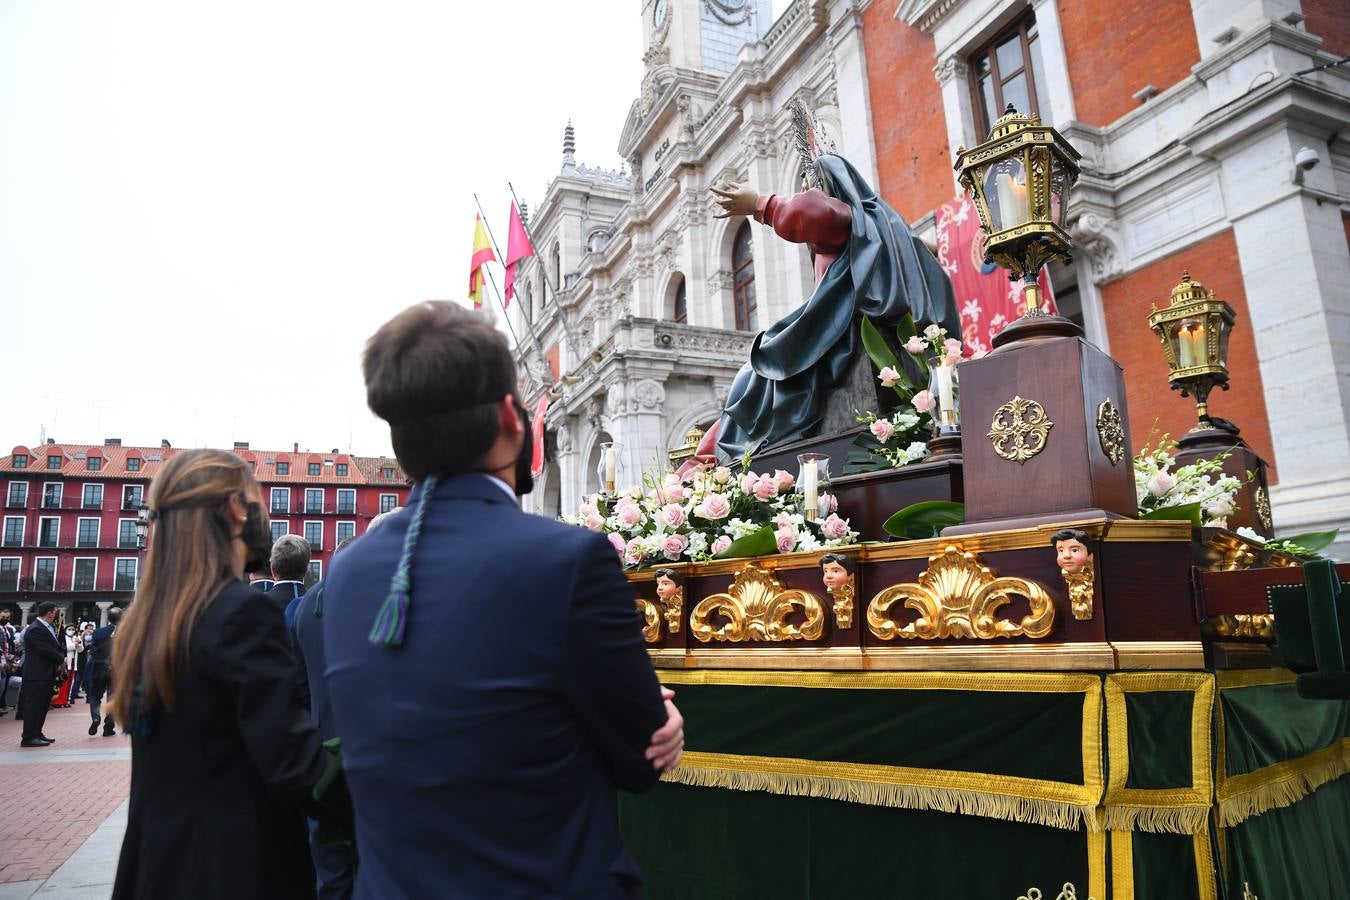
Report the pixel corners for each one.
[597,442,623,494]
[929,363,961,433]
[796,453,831,522]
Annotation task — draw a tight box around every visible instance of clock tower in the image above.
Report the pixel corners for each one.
[641,0,772,75]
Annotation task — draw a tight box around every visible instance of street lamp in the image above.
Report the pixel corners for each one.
[1146,271,1236,430]
[953,104,1082,348]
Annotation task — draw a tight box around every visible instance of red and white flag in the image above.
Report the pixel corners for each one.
[935,194,1056,355]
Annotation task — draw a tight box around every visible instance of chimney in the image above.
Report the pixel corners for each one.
[233,441,249,450]
[46,438,55,445]
[293,442,299,453]
[103,438,121,446]
[161,439,172,448]
[331,448,339,454]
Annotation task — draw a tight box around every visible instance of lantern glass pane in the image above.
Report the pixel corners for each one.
[1049,158,1071,228]
[983,157,1029,232]
[1172,319,1206,369]
[1217,319,1232,369]
[1002,73,1031,125]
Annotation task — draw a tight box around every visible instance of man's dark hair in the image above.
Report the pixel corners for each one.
[818,552,856,573]
[36,601,59,618]
[1050,528,1091,548]
[363,301,518,480]
[108,606,124,624]
[271,534,312,581]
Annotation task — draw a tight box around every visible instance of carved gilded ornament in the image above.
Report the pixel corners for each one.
[691,563,825,643]
[1210,614,1275,641]
[827,576,855,630]
[866,545,1056,641]
[1062,558,1095,621]
[635,598,663,644]
[1255,486,1272,531]
[988,396,1054,463]
[1095,399,1125,466]
[663,587,684,635]
[1203,533,1258,572]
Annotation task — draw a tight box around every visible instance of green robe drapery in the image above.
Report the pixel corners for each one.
[716,154,959,461]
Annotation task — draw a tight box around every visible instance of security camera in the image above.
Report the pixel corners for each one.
[1295,146,1320,170]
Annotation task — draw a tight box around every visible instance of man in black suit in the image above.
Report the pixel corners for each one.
[267,534,311,613]
[18,601,63,747]
[324,302,685,899]
[85,605,122,737]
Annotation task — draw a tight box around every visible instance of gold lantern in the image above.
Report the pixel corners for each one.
[954,104,1082,347]
[1147,271,1236,429]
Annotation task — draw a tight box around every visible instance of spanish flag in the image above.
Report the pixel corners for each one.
[468,215,495,310]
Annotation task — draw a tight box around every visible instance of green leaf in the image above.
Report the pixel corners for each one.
[843,450,890,475]
[860,317,901,375]
[883,500,966,539]
[896,313,919,343]
[1278,529,1340,553]
[711,526,779,560]
[1140,502,1203,525]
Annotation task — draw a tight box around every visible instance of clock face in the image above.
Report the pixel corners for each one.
[653,0,668,27]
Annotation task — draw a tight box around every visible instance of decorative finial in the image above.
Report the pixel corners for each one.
[562,120,576,167]
[1181,269,1191,282]
[519,200,530,225]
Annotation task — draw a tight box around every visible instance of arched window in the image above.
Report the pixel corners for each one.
[732,222,756,331]
[672,277,687,324]
[552,244,562,288]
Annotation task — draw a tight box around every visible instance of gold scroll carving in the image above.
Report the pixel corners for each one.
[827,577,855,630]
[691,563,825,643]
[989,396,1054,463]
[1209,614,1275,641]
[867,545,1056,641]
[663,587,684,634]
[1202,533,1258,572]
[635,598,662,643]
[1063,558,1095,621]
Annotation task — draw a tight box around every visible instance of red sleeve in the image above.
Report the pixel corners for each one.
[754,189,851,254]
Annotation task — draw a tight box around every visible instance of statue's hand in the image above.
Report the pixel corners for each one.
[709,181,758,218]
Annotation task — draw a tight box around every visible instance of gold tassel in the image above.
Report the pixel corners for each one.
[1218,743,1350,827]
[1102,804,1210,834]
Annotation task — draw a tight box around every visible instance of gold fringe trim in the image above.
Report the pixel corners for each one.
[1102,804,1210,834]
[664,763,1098,831]
[659,668,1101,694]
[1217,739,1350,826]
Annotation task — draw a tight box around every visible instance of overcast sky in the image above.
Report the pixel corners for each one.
[2,1,749,457]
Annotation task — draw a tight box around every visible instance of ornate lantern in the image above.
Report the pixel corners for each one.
[1146,271,1236,429]
[954,104,1082,348]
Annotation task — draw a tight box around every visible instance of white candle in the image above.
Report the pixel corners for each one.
[994,173,1028,229]
[604,447,617,491]
[936,363,956,426]
[1178,324,1205,369]
[803,459,818,521]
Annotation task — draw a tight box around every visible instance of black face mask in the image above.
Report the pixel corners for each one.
[514,398,535,497]
[240,501,273,573]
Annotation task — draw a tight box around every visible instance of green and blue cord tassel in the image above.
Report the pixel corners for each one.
[368,474,438,648]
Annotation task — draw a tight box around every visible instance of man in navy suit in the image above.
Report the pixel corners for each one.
[324,301,683,900]
[18,601,64,746]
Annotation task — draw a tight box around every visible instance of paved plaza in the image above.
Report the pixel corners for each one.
[0,705,130,899]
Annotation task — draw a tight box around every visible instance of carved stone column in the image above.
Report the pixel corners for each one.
[95,600,114,627]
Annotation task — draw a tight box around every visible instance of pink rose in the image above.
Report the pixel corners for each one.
[818,492,837,515]
[821,513,849,540]
[904,336,926,354]
[713,466,731,485]
[660,504,686,529]
[878,366,901,388]
[869,418,895,443]
[711,535,733,556]
[741,472,759,494]
[752,475,778,502]
[624,537,647,565]
[773,469,795,492]
[943,338,963,359]
[607,532,626,555]
[697,492,731,520]
[774,512,794,529]
[615,498,642,527]
[912,390,936,413]
[775,529,797,554]
[585,510,605,531]
[661,533,690,561]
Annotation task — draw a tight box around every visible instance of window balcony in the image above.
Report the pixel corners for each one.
[270,505,290,515]
[122,498,144,510]
[73,579,95,592]
[1,538,21,548]
[77,539,98,549]
[114,575,136,592]
[304,505,324,515]
[42,498,62,509]
[83,499,103,510]
[336,504,356,515]
[33,576,54,592]
[38,539,58,549]
[118,538,139,549]
[5,498,26,509]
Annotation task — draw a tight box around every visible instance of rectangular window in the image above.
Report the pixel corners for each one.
[38,518,59,548]
[305,560,322,588]
[83,484,103,509]
[12,454,27,469]
[276,461,290,475]
[336,489,355,514]
[308,462,321,476]
[34,558,56,591]
[126,457,141,471]
[46,455,62,470]
[43,484,62,508]
[335,463,348,477]
[0,558,19,591]
[305,488,324,514]
[381,467,396,479]
[304,521,323,551]
[270,520,289,543]
[336,521,356,544]
[6,482,27,508]
[970,15,1048,136]
[123,485,144,509]
[380,493,398,514]
[87,457,102,471]
[115,558,138,591]
[77,518,100,548]
[2,517,22,548]
[73,558,96,591]
[119,519,138,548]
[270,488,290,514]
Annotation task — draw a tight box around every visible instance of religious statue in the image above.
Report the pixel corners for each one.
[701,101,960,461]
[653,567,685,634]
[1050,528,1095,621]
[819,552,856,630]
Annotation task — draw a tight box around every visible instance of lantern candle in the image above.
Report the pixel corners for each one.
[995,172,1029,229]
[604,446,618,493]
[936,362,956,427]
[803,458,819,521]
[1178,321,1205,369]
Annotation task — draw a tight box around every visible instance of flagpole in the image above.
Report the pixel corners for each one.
[472,194,556,391]
[507,181,581,359]
[481,268,545,396]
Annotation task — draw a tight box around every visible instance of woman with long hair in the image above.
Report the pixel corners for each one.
[109,449,328,899]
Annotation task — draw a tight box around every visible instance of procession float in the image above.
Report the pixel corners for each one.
[573,103,1350,899]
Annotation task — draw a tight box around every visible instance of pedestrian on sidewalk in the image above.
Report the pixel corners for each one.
[0,608,17,714]
[108,449,337,900]
[17,601,63,747]
[85,606,122,737]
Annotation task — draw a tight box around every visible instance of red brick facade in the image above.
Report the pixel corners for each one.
[1303,0,1350,57]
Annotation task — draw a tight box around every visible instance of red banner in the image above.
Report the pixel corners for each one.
[935,194,1055,355]
[530,394,548,479]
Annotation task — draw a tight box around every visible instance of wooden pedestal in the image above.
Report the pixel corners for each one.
[946,335,1137,534]
[828,460,963,542]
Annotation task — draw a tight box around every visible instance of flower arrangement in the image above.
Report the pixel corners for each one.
[565,459,859,568]
[1235,526,1341,561]
[848,316,983,474]
[1132,435,1243,525]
